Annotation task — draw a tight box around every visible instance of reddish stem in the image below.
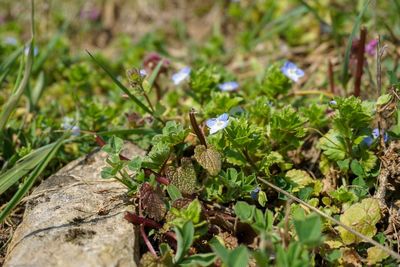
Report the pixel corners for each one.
[143,168,170,185]
[354,27,367,97]
[139,196,157,256]
[95,135,106,147]
[124,212,161,229]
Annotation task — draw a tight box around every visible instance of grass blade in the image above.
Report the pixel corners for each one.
[340,0,371,89]
[0,143,55,194]
[87,51,153,115]
[0,136,66,223]
[0,40,34,130]
[0,46,23,86]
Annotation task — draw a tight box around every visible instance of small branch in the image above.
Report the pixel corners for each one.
[189,108,207,148]
[257,176,400,261]
[354,27,367,97]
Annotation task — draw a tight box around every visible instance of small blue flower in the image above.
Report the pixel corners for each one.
[206,113,229,134]
[362,136,374,147]
[372,128,388,142]
[251,187,260,200]
[172,66,191,85]
[24,46,38,56]
[139,69,147,77]
[61,117,74,130]
[329,100,337,106]
[218,81,239,92]
[71,125,81,136]
[281,61,304,83]
[4,36,17,46]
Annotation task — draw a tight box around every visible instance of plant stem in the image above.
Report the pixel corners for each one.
[257,176,400,261]
[189,109,207,148]
[354,27,367,97]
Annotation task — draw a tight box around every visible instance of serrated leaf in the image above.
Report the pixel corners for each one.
[193,145,221,176]
[319,130,347,161]
[338,198,381,244]
[166,158,198,195]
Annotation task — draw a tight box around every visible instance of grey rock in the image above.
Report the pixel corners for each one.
[4,143,144,267]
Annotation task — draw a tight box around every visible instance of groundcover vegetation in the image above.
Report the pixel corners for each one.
[1,0,400,266]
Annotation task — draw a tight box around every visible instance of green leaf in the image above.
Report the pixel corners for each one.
[174,221,194,263]
[0,136,66,222]
[339,198,381,244]
[376,94,392,106]
[102,136,124,154]
[234,201,255,222]
[350,159,365,177]
[180,253,216,267]
[210,238,229,264]
[167,184,182,201]
[319,130,347,161]
[285,169,314,192]
[193,145,221,176]
[367,246,389,265]
[0,39,34,129]
[87,51,156,119]
[294,214,322,247]
[0,143,55,195]
[228,246,249,267]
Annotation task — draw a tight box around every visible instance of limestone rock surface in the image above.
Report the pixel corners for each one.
[4,143,144,267]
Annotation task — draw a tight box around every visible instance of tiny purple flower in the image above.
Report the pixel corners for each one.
[218,81,239,92]
[281,61,304,83]
[365,39,378,56]
[80,8,101,21]
[206,113,229,134]
[251,187,260,200]
[329,100,337,106]
[171,66,191,85]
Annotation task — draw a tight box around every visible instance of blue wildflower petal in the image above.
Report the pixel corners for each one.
[171,66,191,85]
[218,113,229,121]
[251,187,260,200]
[362,136,374,147]
[372,128,380,139]
[218,81,239,92]
[206,118,217,128]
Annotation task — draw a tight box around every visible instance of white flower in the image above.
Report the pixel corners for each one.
[61,117,74,130]
[281,61,304,83]
[206,113,229,134]
[139,69,147,77]
[24,46,38,56]
[4,37,17,46]
[171,66,191,85]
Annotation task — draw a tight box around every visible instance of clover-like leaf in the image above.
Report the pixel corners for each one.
[338,198,381,244]
[285,169,314,192]
[193,145,221,176]
[166,158,198,195]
